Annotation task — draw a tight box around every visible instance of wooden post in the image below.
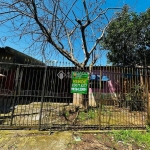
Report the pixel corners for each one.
[73,93,84,108]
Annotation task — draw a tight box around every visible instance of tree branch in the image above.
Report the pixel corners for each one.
[89,18,116,56]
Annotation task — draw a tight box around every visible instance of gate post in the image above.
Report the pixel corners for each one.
[39,66,47,130]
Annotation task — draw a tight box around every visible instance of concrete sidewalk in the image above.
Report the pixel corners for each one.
[0,130,73,150]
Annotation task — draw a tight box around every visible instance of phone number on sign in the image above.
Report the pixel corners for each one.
[71,88,86,91]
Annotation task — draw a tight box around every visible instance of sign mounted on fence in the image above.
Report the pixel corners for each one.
[71,71,89,94]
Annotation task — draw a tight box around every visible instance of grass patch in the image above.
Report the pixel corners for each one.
[78,111,87,121]
[78,109,97,121]
[110,130,150,149]
[88,109,96,119]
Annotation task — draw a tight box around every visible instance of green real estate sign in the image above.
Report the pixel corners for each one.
[71,71,89,94]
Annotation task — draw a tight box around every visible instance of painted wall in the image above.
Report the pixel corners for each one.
[88,69,122,106]
[90,69,121,93]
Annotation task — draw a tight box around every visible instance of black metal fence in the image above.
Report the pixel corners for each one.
[0,62,149,130]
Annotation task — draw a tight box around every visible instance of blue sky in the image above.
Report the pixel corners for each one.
[106,0,150,12]
[0,0,150,65]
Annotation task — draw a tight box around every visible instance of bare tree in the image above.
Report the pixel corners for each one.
[0,0,120,69]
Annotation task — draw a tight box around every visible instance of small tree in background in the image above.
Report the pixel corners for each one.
[102,5,150,66]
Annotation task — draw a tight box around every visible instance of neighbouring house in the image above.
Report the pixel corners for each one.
[0,46,44,64]
[0,46,45,93]
[0,47,45,111]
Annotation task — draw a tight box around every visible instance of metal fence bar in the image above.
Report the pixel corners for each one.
[10,65,20,126]
[38,66,47,130]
